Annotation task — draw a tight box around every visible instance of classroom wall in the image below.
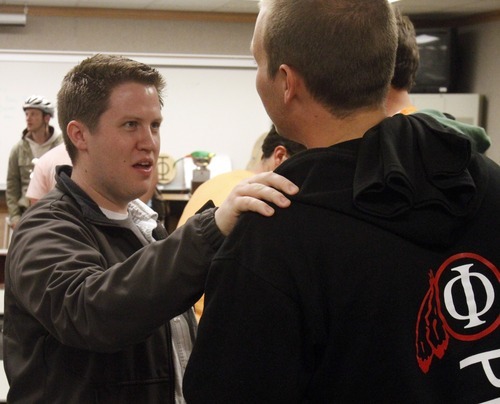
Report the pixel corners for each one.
[0,15,269,189]
[0,53,274,189]
[0,15,256,56]
[1,12,499,165]
[456,20,500,163]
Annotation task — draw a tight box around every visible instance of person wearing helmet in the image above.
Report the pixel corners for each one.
[6,95,63,229]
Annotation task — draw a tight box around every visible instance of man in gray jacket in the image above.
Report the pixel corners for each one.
[3,54,298,403]
[6,95,62,229]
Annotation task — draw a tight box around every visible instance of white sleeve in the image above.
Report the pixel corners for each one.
[26,158,54,200]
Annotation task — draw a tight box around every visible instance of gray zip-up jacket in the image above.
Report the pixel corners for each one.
[6,126,62,226]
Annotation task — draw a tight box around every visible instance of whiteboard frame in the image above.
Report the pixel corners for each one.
[0,49,257,69]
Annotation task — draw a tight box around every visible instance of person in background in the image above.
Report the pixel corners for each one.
[26,142,71,205]
[3,54,298,403]
[6,95,63,228]
[177,125,306,320]
[387,8,491,153]
[386,7,420,117]
[245,130,267,171]
[183,0,499,402]
[177,125,305,227]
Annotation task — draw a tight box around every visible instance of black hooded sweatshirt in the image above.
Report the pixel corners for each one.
[184,113,500,403]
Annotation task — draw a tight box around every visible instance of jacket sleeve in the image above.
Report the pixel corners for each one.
[6,204,224,352]
[183,218,306,403]
[6,144,23,224]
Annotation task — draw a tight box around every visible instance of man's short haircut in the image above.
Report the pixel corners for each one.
[260,0,397,118]
[261,125,306,159]
[391,8,420,91]
[57,54,166,163]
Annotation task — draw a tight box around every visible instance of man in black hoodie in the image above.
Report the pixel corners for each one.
[183,0,500,402]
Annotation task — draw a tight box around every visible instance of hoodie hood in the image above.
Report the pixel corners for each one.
[275,113,489,248]
[416,109,491,153]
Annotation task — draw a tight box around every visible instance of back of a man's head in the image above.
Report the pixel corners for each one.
[391,8,420,91]
[260,0,398,118]
[57,54,165,163]
[261,126,306,159]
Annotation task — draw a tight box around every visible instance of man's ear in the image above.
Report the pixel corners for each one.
[272,145,289,168]
[279,64,299,105]
[66,120,89,151]
[44,114,51,125]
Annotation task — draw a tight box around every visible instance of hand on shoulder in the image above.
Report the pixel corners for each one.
[214,171,299,236]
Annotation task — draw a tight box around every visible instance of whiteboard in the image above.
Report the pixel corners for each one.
[0,50,272,189]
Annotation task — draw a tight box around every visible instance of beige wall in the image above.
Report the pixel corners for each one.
[0,15,255,55]
[1,13,499,164]
[457,20,500,163]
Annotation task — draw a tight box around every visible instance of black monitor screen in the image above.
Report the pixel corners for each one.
[413,28,455,93]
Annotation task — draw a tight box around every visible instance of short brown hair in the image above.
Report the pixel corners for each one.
[57,54,166,162]
[391,8,420,91]
[261,125,306,159]
[260,0,397,118]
